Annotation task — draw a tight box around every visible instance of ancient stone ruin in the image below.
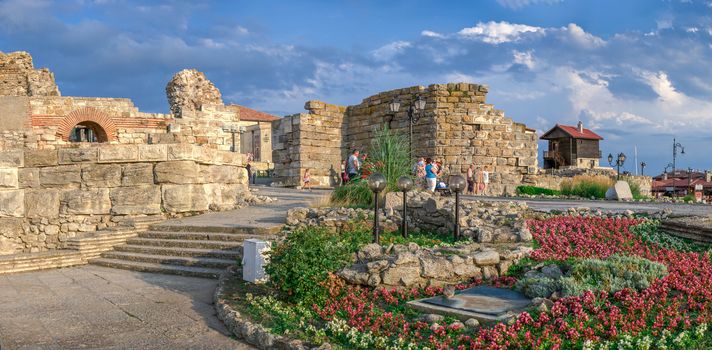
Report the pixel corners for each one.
[272,83,539,195]
[0,51,251,255]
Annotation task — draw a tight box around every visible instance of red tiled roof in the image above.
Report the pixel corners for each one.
[541,124,604,140]
[229,104,280,122]
[652,178,712,190]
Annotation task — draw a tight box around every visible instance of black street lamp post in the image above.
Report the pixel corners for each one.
[672,138,685,197]
[640,162,646,176]
[607,152,627,180]
[367,173,387,244]
[389,96,426,160]
[397,176,414,238]
[448,175,467,240]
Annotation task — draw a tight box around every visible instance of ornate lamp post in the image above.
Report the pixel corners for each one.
[396,176,414,238]
[607,152,626,180]
[448,175,467,240]
[688,167,694,195]
[367,173,387,244]
[671,138,685,197]
[388,95,426,160]
[640,162,646,176]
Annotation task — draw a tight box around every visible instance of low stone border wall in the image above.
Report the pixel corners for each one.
[339,242,532,288]
[214,267,330,350]
[287,191,532,243]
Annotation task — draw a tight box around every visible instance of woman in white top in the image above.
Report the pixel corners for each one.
[482,165,490,195]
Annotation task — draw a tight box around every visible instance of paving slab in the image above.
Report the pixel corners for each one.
[0,265,253,350]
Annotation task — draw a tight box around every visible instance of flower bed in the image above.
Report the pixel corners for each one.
[221,216,712,349]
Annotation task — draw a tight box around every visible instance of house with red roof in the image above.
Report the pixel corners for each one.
[540,121,603,169]
[226,104,280,163]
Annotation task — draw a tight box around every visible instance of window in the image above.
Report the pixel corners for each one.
[68,121,108,143]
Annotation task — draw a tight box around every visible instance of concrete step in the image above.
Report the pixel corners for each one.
[101,251,235,269]
[0,250,87,275]
[149,224,281,235]
[138,231,268,242]
[90,258,225,279]
[125,237,243,250]
[113,244,242,260]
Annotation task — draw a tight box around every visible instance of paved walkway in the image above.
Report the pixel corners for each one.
[0,265,253,350]
[160,186,329,231]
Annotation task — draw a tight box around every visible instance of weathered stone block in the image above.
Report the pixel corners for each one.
[473,250,500,265]
[58,148,97,164]
[40,165,81,187]
[0,168,18,189]
[61,188,111,215]
[98,145,139,163]
[381,265,422,287]
[110,185,161,215]
[24,149,58,167]
[0,150,23,167]
[81,164,122,187]
[121,163,154,186]
[18,168,39,188]
[0,190,24,217]
[167,144,197,161]
[161,184,208,212]
[25,189,59,218]
[200,165,245,184]
[138,144,168,161]
[154,161,202,184]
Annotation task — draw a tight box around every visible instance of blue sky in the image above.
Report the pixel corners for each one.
[1,0,711,174]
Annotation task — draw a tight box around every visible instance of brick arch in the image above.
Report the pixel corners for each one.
[57,107,118,142]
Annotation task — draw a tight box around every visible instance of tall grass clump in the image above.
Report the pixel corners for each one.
[364,127,412,191]
[560,175,613,199]
[330,127,411,207]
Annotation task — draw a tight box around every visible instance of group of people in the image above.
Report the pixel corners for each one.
[412,158,490,195]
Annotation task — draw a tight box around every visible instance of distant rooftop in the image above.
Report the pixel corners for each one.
[228,104,279,122]
[540,123,603,140]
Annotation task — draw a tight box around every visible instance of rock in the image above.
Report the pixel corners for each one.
[443,285,456,299]
[420,314,444,324]
[384,191,402,211]
[473,250,500,265]
[381,265,421,287]
[81,164,122,187]
[465,318,480,328]
[536,302,549,313]
[358,243,383,261]
[366,259,389,273]
[605,180,633,201]
[337,265,370,285]
[110,185,162,215]
[121,163,154,186]
[518,227,533,242]
[154,161,202,184]
[394,252,418,265]
[0,190,24,217]
[0,168,18,189]
[60,188,110,215]
[161,184,209,212]
[420,256,454,279]
[407,242,420,252]
[541,264,564,279]
[39,165,81,187]
[450,321,465,329]
[166,69,223,116]
[24,189,59,218]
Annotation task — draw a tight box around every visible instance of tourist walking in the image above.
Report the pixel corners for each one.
[347,150,360,182]
[302,168,312,191]
[425,158,438,192]
[467,164,475,194]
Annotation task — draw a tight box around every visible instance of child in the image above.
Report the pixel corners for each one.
[303,168,312,191]
[340,160,349,185]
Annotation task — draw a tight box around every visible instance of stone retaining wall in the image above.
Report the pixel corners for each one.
[339,242,532,288]
[0,144,249,254]
[286,191,532,243]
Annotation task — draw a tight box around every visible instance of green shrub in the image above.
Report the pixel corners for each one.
[625,179,644,199]
[267,226,366,305]
[559,255,667,297]
[631,221,711,253]
[560,175,613,199]
[516,185,561,196]
[330,180,373,208]
[683,194,696,203]
[515,277,560,298]
[514,255,667,298]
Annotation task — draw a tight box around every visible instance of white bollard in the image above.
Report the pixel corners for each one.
[242,239,270,283]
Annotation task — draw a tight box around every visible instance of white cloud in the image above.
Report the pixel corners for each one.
[562,23,606,48]
[513,50,536,69]
[638,70,685,104]
[421,30,445,38]
[458,21,543,44]
[371,41,411,61]
[496,0,562,10]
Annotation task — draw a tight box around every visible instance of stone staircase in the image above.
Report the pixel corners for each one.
[90,224,278,279]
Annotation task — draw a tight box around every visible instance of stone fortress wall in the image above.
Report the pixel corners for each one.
[272,83,539,195]
[0,51,254,255]
[0,144,249,255]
